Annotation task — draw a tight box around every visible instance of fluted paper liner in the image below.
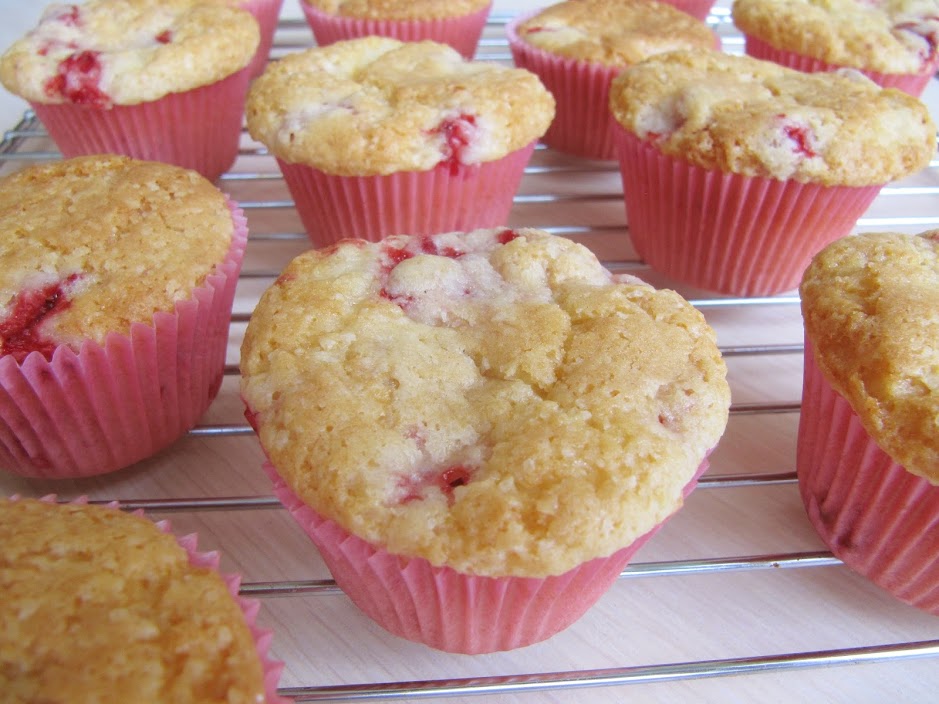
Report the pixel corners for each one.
[32,67,252,183]
[263,457,708,654]
[0,199,247,479]
[241,0,286,78]
[506,13,622,160]
[300,2,492,59]
[612,125,881,296]
[744,35,938,97]
[6,495,287,703]
[797,342,939,614]
[277,142,535,247]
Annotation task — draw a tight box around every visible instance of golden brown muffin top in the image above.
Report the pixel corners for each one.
[514,0,718,67]
[801,231,939,484]
[241,228,731,578]
[0,499,265,704]
[0,155,233,362]
[246,37,555,176]
[0,0,259,106]
[303,0,491,20]
[608,49,935,186]
[733,0,939,75]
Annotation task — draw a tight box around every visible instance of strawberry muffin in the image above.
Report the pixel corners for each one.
[0,497,285,703]
[507,0,718,159]
[300,0,492,59]
[0,0,260,182]
[608,49,935,296]
[733,0,939,96]
[241,227,731,653]
[798,231,939,614]
[0,155,246,479]
[246,37,555,247]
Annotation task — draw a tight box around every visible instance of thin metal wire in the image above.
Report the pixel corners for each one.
[237,551,841,600]
[279,641,939,702]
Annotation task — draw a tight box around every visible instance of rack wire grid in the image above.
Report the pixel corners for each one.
[3,9,939,703]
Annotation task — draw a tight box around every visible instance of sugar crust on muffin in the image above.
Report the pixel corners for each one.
[608,49,936,185]
[0,0,259,106]
[732,0,939,75]
[0,499,265,704]
[800,231,939,484]
[246,37,555,176]
[241,228,730,577]
[303,0,491,20]
[0,155,233,361]
[515,0,718,66]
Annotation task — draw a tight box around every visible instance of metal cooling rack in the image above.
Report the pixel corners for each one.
[2,11,939,703]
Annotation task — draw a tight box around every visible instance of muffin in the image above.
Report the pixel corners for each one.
[507,0,718,160]
[733,0,939,96]
[246,37,555,247]
[233,0,284,78]
[0,497,285,703]
[608,49,935,297]
[240,227,731,653]
[798,231,939,614]
[0,155,247,479]
[0,0,260,182]
[300,0,492,59]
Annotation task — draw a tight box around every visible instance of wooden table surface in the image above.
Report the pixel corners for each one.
[2,4,938,702]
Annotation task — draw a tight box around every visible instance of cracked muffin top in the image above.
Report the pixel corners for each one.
[245,36,555,176]
[303,0,491,19]
[0,0,259,107]
[0,498,265,704]
[608,49,935,185]
[0,155,234,362]
[733,0,939,75]
[513,0,718,67]
[801,231,939,484]
[240,228,731,578]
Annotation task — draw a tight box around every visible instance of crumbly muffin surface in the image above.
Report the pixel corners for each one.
[304,0,490,20]
[241,228,731,577]
[0,0,259,106]
[515,0,717,66]
[246,37,555,176]
[609,49,935,185]
[0,499,265,704]
[733,0,939,74]
[801,231,939,484]
[0,155,233,361]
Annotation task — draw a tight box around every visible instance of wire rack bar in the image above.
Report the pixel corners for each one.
[184,401,801,439]
[236,551,841,600]
[277,640,939,702]
[80,471,797,515]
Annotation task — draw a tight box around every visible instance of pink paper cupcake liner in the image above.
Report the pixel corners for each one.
[612,125,881,296]
[263,457,708,654]
[241,0,286,78]
[506,14,622,161]
[657,0,717,21]
[8,495,287,703]
[32,67,253,183]
[797,344,939,614]
[0,199,247,479]
[744,35,939,98]
[277,142,535,247]
[300,2,492,59]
